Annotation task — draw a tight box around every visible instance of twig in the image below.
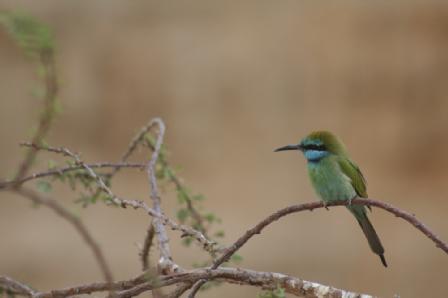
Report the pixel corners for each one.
[144,138,207,235]
[0,162,145,189]
[19,143,117,199]
[140,221,155,271]
[11,187,114,287]
[187,198,448,296]
[0,276,38,297]
[145,118,176,273]
[15,49,58,181]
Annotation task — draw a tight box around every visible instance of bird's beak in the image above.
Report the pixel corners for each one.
[274,144,302,152]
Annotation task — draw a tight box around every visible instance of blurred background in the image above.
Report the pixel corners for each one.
[1,1,448,297]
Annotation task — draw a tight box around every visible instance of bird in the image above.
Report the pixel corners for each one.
[274,131,387,267]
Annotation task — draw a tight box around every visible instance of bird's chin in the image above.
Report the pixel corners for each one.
[304,150,328,162]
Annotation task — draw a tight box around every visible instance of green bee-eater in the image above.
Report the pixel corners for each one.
[275,131,387,267]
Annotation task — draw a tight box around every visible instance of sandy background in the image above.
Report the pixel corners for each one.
[1,1,448,297]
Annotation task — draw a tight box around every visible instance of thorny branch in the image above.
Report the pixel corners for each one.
[1,266,374,298]
[144,138,207,235]
[187,197,448,296]
[121,119,209,268]
[0,276,37,297]
[15,48,58,181]
[145,118,176,273]
[140,221,155,271]
[0,162,146,189]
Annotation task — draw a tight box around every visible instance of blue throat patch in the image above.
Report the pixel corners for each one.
[303,150,329,162]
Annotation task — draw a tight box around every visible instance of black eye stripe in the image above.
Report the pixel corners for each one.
[303,144,327,151]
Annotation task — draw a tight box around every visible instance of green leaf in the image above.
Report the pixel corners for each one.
[0,11,54,59]
[204,213,216,223]
[181,237,193,247]
[230,253,243,264]
[214,230,225,238]
[258,285,286,298]
[36,180,52,193]
[192,194,205,201]
[47,159,57,169]
[54,171,65,182]
[176,208,189,223]
[176,188,189,204]
[67,173,77,190]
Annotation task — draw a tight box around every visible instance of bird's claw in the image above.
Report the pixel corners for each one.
[348,197,353,206]
[323,202,329,211]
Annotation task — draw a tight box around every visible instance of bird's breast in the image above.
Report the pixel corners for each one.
[307,158,356,202]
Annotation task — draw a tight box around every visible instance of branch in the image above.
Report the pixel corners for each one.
[187,198,448,296]
[144,138,207,235]
[15,48,58,181]
[145,118,176,273]
[11,187,114,288]
[116,267,373,298]
[140,221,155,271]
[114,118,211,269]
[0,276,37,297]
[0,162,145,189]
[14,266,370,298]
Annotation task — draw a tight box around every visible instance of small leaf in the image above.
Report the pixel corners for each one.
[176,189,189,204]
[47,159,57,169]
[182,237,193,247]
[67,174,76,190]
[230,253,243,264]
[273,287,286,298]
[204,213,215,223]
[213,230,225,238]
[177,208,189,223]
[36,180,52,193]
[192,194,205,201]
[258,285,286,298]
[55,171,66,182]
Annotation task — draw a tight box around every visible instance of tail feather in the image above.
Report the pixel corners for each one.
[356,213,388,267]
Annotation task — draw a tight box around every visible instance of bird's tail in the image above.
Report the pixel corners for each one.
[350,206,388,267]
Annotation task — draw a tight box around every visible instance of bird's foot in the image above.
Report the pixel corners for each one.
[347,197,353,206]
[323,202,329,211]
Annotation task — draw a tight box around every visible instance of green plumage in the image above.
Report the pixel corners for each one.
[275,131,387,267]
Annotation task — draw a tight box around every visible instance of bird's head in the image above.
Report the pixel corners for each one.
[274,131,347,162]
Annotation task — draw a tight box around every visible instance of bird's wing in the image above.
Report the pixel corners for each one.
[338,157,368,198]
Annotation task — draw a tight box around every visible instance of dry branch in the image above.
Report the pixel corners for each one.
[187,197,448,296]
[0,276,37,297]
[143,138,207,235]
[0,162,145,189]
[145,118,177,273]
[15,49,58,181]
[140,221,155,271]
[2,266,373,298]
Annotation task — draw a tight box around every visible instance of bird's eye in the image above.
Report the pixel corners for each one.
[303,144,326,151]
